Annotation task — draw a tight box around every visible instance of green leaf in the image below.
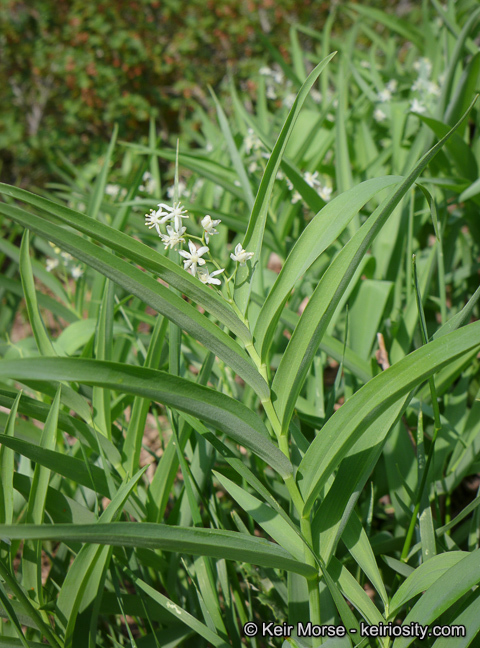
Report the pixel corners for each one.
[0,523,317,578]
[0,183,250,342]
[298,321,480,515]
[0,358,292,478]
[210,87,255,209]
[393,548,480,648]
[254,176,402,362]
[234,52,336,314]
[0,203,268,398]
[272,98,477,431]
[388,551,467,616]
[57,468,146,647]
[0,392,21,526]
[22,387,61,603]
[214,471,305,562]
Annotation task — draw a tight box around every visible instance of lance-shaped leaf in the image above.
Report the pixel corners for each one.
[0,204,268,398]
[234,52,336,314]
[297,321,480,515]
[272,98,477,430]
[0,523,317,578]
[0,358,292,478]
[393,548,480,648]
[0,183,250,343]
[254,175,402,361]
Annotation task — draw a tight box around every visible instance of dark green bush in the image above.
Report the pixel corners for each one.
[0,0,340,186]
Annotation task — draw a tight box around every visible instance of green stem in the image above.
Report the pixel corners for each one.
[402,256,443,561]
[301,516,322,639]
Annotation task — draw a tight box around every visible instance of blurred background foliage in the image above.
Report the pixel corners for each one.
[1,0,398,187]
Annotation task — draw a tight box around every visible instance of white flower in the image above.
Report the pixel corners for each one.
[413,57,432,76]
[311,89,322,103]
[160,225,187,250]
[155,201,189,232]
[386,79,397,93]
[374,108,387,122]
[412,77,430,92]
[230,243,254,266]
[105,184,120,197]
[272,69,284,84]
[319,185,332,202]
[145,208,165,235]
[304,171,320,189]
[71,265,84,279]
[61,252,73,262]
[410,98,426,114]
[197,267,224,285]
[248,161,258,173]
[291,190,302,204]
[201,215,221,244]
[179,240,209,276]
[46,258,59,272]
[378,88,392,103]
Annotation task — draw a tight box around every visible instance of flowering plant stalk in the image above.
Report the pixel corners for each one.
[0,4,480,647]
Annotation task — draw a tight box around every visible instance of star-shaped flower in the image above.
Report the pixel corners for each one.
[160,225,187,250]
[178,240,209,276]
[197,267,224,285]
[230,243,254,266]
[155,201,189,232]
[145,208,164,235]
[201,215,221,244]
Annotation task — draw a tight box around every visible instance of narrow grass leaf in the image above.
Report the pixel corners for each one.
[19,230,91,422]
[431,589,480,648]
[22,387,61,604]
[87,124,118,219]
[0,523,317,578]
[0,358,292,478]
[214,471,305,561]
[234,52,336,314]
[0,392,21,527]
[273,99,477,430]
[298,321,480,515]
[254,176,402,361]
[0,204,268,397]
[125,568,230,648]
[0,579,29,648]
[210,87,255,209]
[0,183,250,342]
[392,548,480,648]
[57,468,146,646]
[388,551,467,616]
[341,512,388,607]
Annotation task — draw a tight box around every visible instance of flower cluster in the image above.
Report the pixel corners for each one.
[45,243,84,279]
[409,57,441,115]
[145,192,255,287]
[374,79,398,123]
[286,170,332,205]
